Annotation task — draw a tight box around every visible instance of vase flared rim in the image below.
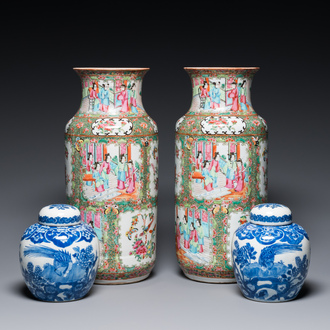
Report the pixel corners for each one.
[184,67,259,70]
[73,67,149,71]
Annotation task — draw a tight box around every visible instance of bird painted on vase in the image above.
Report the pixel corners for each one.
[24,245,73,277]
[140,213,155,237]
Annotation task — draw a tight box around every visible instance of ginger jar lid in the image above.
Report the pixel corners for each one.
[38,204,81,226]
[250,203,292,226]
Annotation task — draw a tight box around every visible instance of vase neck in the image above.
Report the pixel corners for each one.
[74,68,149,117]
[185,67,259,116]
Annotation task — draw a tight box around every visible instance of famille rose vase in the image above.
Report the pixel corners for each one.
[232,203,311,302]
[65,68,158,284]
[175,67,268,283]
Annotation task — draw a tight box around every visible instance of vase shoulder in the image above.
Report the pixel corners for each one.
[175,113,267,136]
[65,113,158,138]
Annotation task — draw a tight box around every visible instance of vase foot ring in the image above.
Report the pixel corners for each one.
[94,273,150,285]
[184,273,236,284]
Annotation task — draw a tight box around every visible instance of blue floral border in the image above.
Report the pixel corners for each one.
[39,214,81,225]
[21,223,95,248]
[250,213,292,223]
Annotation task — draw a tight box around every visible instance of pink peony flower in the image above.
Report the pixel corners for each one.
[136,245,147,255]
[133,240,143,249]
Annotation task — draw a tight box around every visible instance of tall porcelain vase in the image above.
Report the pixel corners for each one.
[175,67,268,283]
[65,68,158,284]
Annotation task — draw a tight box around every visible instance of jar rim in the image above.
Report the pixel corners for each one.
[250,203,292,226]
[38,204,81,227]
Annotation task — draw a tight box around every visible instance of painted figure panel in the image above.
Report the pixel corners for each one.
[190,76,252,114]
[79,77,143,116]
[191,140,251,201]
[176,206,214,266]
[81,141,141,202]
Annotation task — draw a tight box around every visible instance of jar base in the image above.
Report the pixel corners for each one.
[184,273,236,284]
[94,273,150,285]
[242,294,297,303]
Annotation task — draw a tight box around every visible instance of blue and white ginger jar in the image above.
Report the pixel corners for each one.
[232,203,311,302]
[19,204,99,302]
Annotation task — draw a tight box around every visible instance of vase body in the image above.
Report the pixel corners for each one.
[19,204,99,302]
[175,67,268,283]
[65,68,158,284]
[232,203,311,302]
